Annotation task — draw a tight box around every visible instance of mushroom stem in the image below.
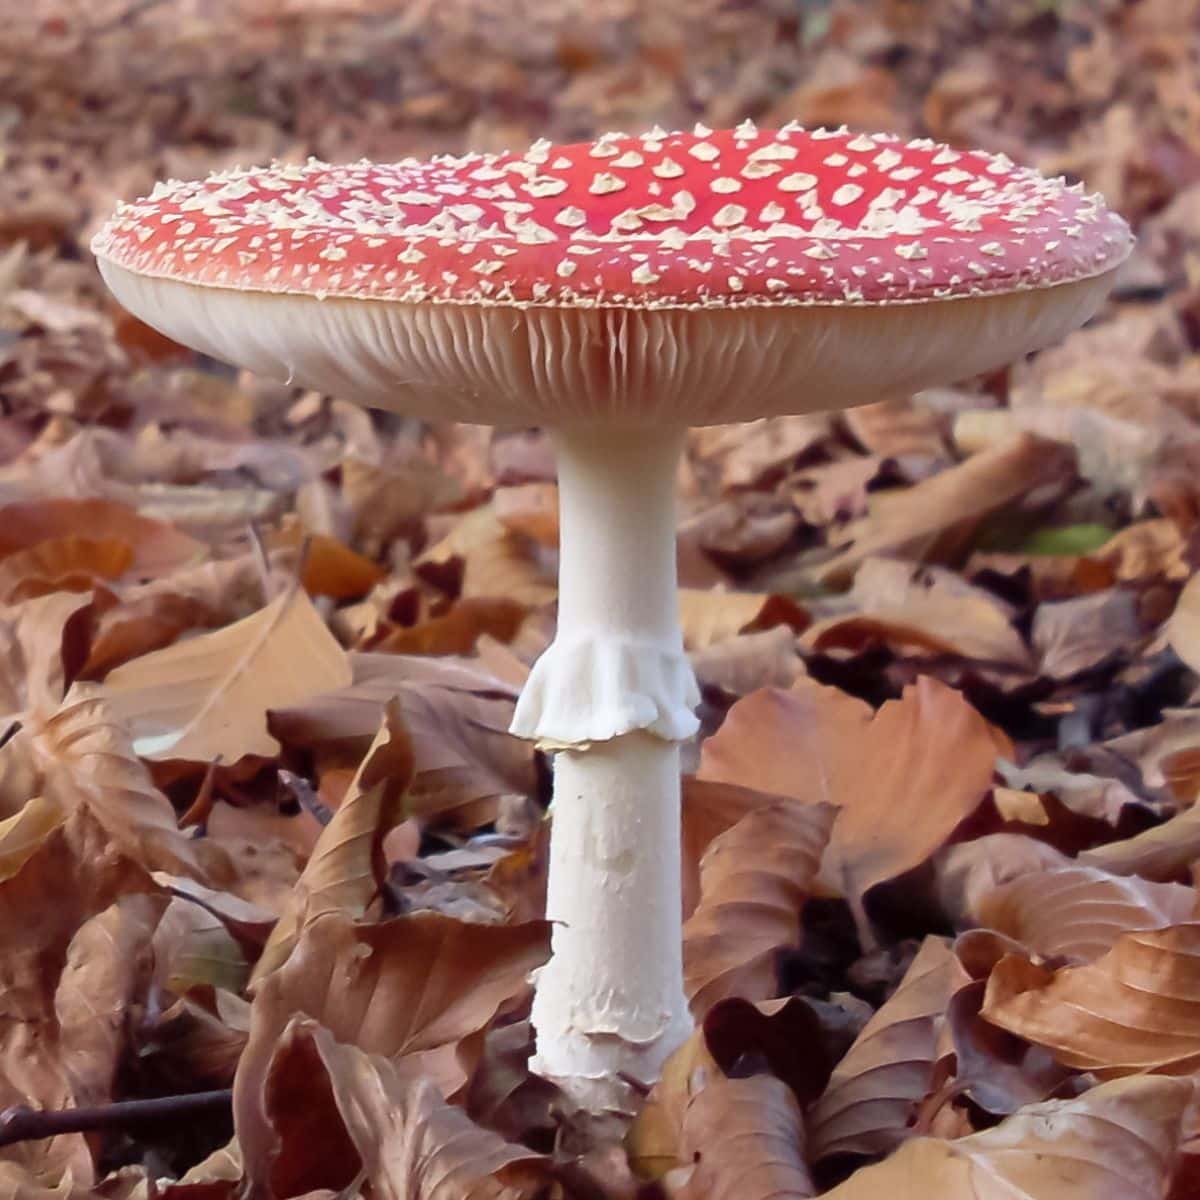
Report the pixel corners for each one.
[524,425,696,1108]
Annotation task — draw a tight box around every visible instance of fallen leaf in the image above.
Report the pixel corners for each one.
[1080,802,1200,881]
[815,434,1076,589]
[234,908,550,1177]
[372,597,528,656]
[0,537,133,604]
[251,703,414,984]
[0,498,203,575]
[104,585,352,763]
[678,588,808,652]
[1032,588,1145,680]
[803,557,1031,667]
[820,1076,1190,1200]
[1168,572,1200,672]
[251,1018,550,1200]
[683,800,835,1019]
[671,1076,816,1200]
[975,865,1195,962]
[699,677,1010,912]
[809,937,969,1162]
[982,922,1200,1075]
[690,625,806,694]
[690,414,832,489]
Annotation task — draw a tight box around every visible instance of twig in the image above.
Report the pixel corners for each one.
[0,1091,232,1149]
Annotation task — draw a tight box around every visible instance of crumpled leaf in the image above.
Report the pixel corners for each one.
[683,800,835,1019]
[699,677,1010,910]
[1080,802,1200,880]
[251,702,414,984]
[975,865,1195,962]
[234,909,550,1184]
[809,937,969,1162]
[820,1076,1190,1200]
[270,652,533,827]
[670,1076,816,1200]
[677,588,808,652]
[103,584,352,763]
[803,557,1031,668]
[0,537,133,604]
[1167,571,1200,672]
[247,1018,550,1200]
[982,922,1200,1076]
[814,434,1077,588]
[0,497,203,576]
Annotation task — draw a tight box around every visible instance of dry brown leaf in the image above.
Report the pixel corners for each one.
[815,434,1076,589]
[690,414,832,489]
[700,677,1010,908]
[670,1076,816,1200]
[803,557,1031,667]
[251,703,414,985]
[1032,588,1144,680]
[982,922,1200,1075]
[820,1076,1190,1200]
[628,995,826,1181]
[234,908,550,1179]
[372,598,528,656]
[152,897,250,996]
[0,498,204,576]
[21,688,211,878]
[417,505,555,608]
[1080,802,1200,881]
[678,588,808,652]
[809,937,969,1162]
[976,865,1195,962]
[253,1018,550,1200]
[492,482,559,547]
[690,625,806,695]
[81,592,218,678]
[270,652,532,828]
[842,395,949,462]
[104,585,352,764]
[1168,572,1200,672]
[0,537,133,604]
[296,533,386,601]
[683,800,835,1019]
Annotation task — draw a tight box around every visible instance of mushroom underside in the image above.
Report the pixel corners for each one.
[98,261,1115,428]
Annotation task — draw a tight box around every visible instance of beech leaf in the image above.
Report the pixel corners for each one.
[982,922,1200,1075]
[820,1076,1190,1200]
[103,584,352,763]
[809,937,969,1162]
[683,800,835,1018]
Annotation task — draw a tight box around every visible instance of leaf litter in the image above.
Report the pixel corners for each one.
[4,0,1200,1196]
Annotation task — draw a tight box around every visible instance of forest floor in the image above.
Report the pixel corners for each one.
[2,0,1200,1196]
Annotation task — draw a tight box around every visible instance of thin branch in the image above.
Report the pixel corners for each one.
[0,1091,232,1149]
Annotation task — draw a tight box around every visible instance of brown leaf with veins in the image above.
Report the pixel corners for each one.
[1032,589,1145,680]
[671,1076,816,1200]
[251,702,414,984]
[678,588,808,652]
[0,498,203,576]
[103,585,352,764]
[700,677,1010,912]
[0,537,133,604]
[1080,802,1200,881]
[1168,571,1200,673]
[803,557,1031,668]
[683,800,835,1019]
[982,922,1200,1076]
[249,1018,550,1200]
[809,937,969,1162]
[270,652,533,830]
[234,909,550,1185]
[976,865,1195,962]
[820,1076,1190,1200]
[815,434,1076,589]
[21,688,212,879]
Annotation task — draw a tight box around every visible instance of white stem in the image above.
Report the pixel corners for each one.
[520,426,696,1109]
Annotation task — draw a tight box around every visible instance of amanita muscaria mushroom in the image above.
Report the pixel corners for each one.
[92,120,1132,1109]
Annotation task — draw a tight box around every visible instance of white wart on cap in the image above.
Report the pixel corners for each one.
[93,122,1132,427]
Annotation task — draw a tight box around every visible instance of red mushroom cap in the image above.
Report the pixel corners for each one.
[93,121,1131,310]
